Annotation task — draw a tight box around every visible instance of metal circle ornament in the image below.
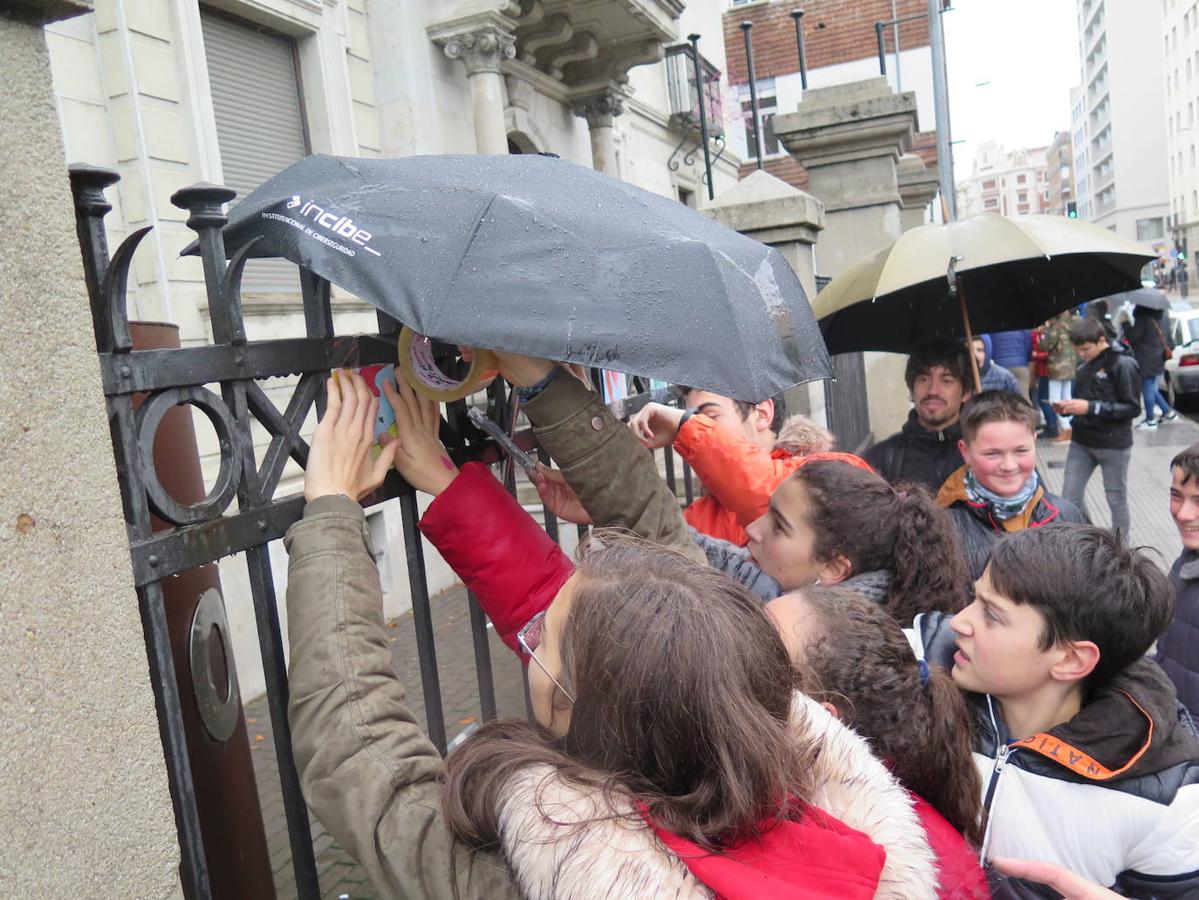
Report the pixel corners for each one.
[189,588,240,743]
[397,326,498,402]
[135,386,241,525]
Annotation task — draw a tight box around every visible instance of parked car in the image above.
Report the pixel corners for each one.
[1163,306,1199,405]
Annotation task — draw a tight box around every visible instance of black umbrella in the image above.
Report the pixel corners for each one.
[1108,287,1171,312]
[187,153,831,402]
[813,213,1154,357]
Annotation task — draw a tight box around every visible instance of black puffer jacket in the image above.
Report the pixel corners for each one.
[1071,345,1141,450]
[1159,550,1199,716]
[864,411,964,493]
[914,613,1199,898]
[936,466,1090,580]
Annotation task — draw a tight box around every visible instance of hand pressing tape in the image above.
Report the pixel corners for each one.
[397,326,498,402]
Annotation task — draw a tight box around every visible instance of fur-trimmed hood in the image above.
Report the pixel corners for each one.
[495,693,939,900]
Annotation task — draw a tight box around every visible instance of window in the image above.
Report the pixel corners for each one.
[983,179,997,190]
[1017,174,1027,184]
[739,81,779,157]
[984,198,998,209]
[201,9,309,294]
[1018,191,1028,202]
[1137,217,1165,240]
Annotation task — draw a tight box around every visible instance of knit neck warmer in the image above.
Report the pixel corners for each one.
[964,468,1040,520]
[839,569,892,605]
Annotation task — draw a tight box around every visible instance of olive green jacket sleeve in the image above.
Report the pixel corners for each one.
[284,494,519,900]
[521,374,703,562]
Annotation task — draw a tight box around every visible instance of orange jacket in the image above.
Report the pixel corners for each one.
[674,414,874,546]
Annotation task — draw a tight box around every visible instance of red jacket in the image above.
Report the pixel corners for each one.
[911,795,990,899]
[675,416,874,547]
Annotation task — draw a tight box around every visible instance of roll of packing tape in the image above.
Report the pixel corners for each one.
[397,326,498,402]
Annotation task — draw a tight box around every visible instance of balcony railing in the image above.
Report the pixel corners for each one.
[665,43,724,137]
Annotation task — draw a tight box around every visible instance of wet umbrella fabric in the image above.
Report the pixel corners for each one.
[814,213,1154,356]
[193,153,831,402]
[1109,286,1171,312]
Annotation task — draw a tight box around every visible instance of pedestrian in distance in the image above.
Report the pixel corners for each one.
[1037,310,1080,442]
[864,339,975,493]
[1030,328,1059,437]
[771,587,991,899]
[971,335,1020,395]
[1123,303,1179,429]
[913,525,1199,898]
[1158,442,1199,715]
[1056,317,1141,536]
[619,388,869,547]
[937,391,1087,580]
[285,369,939,900]
[986,329,1034,400]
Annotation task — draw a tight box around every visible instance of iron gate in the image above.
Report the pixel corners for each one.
[67,163,695,900]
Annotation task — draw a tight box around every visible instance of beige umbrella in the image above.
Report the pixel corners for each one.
[814,213,1154,389]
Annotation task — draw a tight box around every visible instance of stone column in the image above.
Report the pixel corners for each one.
[434,22,516,155]
[0,1,180,896]
[703,170,827,422]
[772,77,921,441]
[572,88,626,176]
[897,154,939,232]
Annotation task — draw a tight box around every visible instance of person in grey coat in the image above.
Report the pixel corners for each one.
[1160,443,1199,714]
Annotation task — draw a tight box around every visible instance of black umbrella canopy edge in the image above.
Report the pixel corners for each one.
[818,250,1148,356]
[179,153,833,403]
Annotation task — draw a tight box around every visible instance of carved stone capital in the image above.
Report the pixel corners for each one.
[438,25,517,76]
[572,89,627,128]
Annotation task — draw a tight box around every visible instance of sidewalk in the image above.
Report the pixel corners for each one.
[1037,416,1199,566]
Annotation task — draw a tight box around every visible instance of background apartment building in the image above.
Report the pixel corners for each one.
[723,0,939,203]
[44,0,742,699]
[1046,129,1076,216]
[1164,0,1199,261]
[1070,0,1169,244]
[956,140,1050,218]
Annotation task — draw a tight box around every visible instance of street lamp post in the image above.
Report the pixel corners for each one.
[688,33,715,200]
[741,21,765,169]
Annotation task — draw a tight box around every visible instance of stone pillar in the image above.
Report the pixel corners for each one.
[897,154,939,232]
[0,1,180,897]
[702,170,827,422]
[572,88,626,177]
[773,77,920,441]
[433,21,516,155]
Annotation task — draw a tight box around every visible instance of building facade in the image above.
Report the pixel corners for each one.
[44,0,743,699]
[1070,0,1168,243]
[722,0,939,209]
[1164,0,1199,258]
[1046,129,1076,216]
[956,141,1049,218]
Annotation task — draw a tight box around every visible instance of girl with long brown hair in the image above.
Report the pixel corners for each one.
[769,586,989,899]
[285,370,941,900]
[741,460,971,622]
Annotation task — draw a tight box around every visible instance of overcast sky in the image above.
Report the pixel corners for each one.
[943,0,1081,181]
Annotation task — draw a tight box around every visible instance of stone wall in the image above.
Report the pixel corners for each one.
[0,4,180,896]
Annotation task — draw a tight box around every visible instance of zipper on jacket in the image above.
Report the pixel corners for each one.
[977,696,1016,864]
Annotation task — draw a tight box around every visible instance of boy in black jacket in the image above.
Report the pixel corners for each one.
[1055,317,1141,535]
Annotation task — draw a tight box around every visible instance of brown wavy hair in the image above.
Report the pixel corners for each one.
[793,586,983,845]
[442,534,814,852]
[791,460,970,622]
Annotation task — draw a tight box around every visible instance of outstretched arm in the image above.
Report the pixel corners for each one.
[380,374,574,655]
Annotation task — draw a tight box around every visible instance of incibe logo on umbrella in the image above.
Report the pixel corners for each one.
[264,195,382,258]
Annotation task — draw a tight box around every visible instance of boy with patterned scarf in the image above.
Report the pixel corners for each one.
[937,390,1088,580]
